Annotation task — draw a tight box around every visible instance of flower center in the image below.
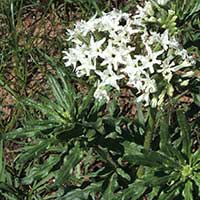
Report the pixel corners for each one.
[181,165,193,178]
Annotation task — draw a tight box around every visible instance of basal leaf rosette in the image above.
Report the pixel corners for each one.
[63,2,195,107]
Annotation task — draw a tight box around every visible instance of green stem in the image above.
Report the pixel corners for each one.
[137,108,155,178]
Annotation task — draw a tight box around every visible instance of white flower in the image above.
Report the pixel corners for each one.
[158,56,193,82]
[100,40,127,71]
[133,5,146,27]
[76,57,95,77]
[97,10,130,33]
[63,6,194,107]
[149,31,161,44]
[160,30,170,50]
[157,0,170,6]
[63,49,77,68]
[121,56,146,92]
[181,71,194,78]
[63,43,89,69]
[175,48,195,65]
[157,56,176,82]
[133,2,153,27]
[75,14,98,36]
[137,93,150,106]
[88,36,106,58]
[110,29,130,45]
[66,29,76,41]
[95,68,124,90]
[94,84,110,102]
[137,77,157,106]
[136,44,164,74]
[151,97,158,108]
[143,76,157,94]
[168,37,179,49]
[180,80,189,86]
[173,60,192,71]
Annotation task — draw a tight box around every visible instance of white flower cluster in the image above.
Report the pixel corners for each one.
[63,2,194,106]
[157,0,170,6]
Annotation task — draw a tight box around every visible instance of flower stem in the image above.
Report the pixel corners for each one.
[137,108,155,178]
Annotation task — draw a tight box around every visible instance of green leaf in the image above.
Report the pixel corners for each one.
[0,193,18,200]
[4,122,59,140]
[163,143,185,164]
[159,114,170,154]
[32,172,56,192]
[186,1,200,19]
[22,155,60,185]
[177,110,191,160]
[56,123,83,141]
[78,86,95,118]
[56,143,83,185]
[102,173,118,200]
[193,93,200,106]
[59,182,102,200]
[159,189,178,200]
[192,148,200,166]
[24,98,63,122]
[136,103,145,126]
[0,182,22,199]
[192,173,200,188]
[158,179,182,200]
[0,140,4,182]
[47,69,76,118]
[57,68,75,109]
[116,168,131,182]
[59,189,90,200]
[143,173,179,187]
[107,97,119,116]
[17,139,51,163]
[182,180,193,200]
[48,74,70,110]
[119,180,146,200]
[122,141,143,157]
[4,128,38,139]
[95,146,117,169]
[124,150,180,169]
[146,186,160,200]
[124,154,160,168]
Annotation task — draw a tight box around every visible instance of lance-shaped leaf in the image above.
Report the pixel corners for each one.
[22,155,60,185]
[23,98,64,123]
[17,139,52,163]
[159,113,170,153]
[119,180,146,200]
[78,86,95,118]
[59,181,102,200]
[124,150,181,169]
[102,173,118,200]
[182,180,193,200]
[0,182,23,199]
[159,188,178,200]
[56,67,76,108]
[143,173,180,187]
[158,178,182,199]
[192,148,200,166]
[0,141,5,182]
[48,73,74,114]
[4,121,60,140]
[56,143,83,185]
[177,110,191,160]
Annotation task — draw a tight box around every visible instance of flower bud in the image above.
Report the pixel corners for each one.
[167,84,174,97]
[157,0,170,6]
[180,80,189,86]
